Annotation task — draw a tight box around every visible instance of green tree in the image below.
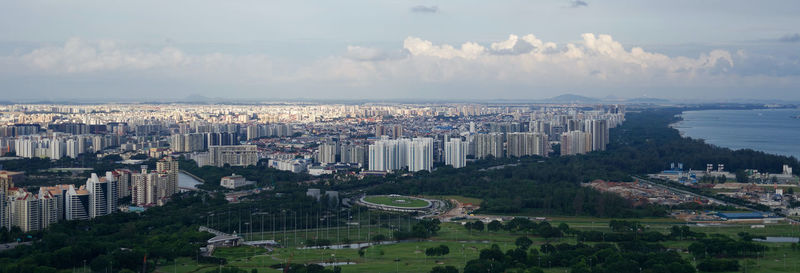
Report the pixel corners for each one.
[487,220,502,232]
[471,221,484,232]
[696,259,739,272]
[735,170,748,182]
[430,265,459,273]
[570,261,591,273]
[426,245,450,257]
[371,234,387,242]
[358,248,366,257]
[514,236,533,250]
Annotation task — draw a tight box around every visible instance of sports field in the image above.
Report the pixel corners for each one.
[156,218,800,273]
[362,195,430,208]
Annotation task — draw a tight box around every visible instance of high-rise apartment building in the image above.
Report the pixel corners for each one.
[245,124,294,140]
[65,138,80,158]
[474,133,504,159]
[49,138,65,160]
[0,191,6,229]
[506,132,549,157]
[65,185,90,221]
[112,169,132,199]
[317,142,338,165]
[0,171,23,193]
[86,172,118,218]
[92,135,105,153]
[407,138,433,172]
[368,137,407,172]
[585,119,609,151]
[8,190,40,232]
[170,133,206,152]
[131,167,149,206]
[560,131,592,156]
[375,124,386,137]
[368,137,433,172]
[392,125,403,139]
[130,163,177,207]
[246,125,259,141]
[340,144,366,166]
[156,157,179,197]
[444,138,468,168]
[209,145,258,167]
[38,184,72,221]
[38,190,58,230]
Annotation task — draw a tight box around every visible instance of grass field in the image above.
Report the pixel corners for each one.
[363,195,430,208]
[238,225,396,248]
[156,217,800,273]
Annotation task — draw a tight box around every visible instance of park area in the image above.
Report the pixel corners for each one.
[155,216,800,273]
[362,195,431,208]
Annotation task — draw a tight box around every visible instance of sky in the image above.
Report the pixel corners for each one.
[0,0,799,102]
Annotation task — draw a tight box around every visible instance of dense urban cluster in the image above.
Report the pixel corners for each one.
[2,103,799,273]
[0,103,623,235]
[0,104,624,177]
[0,157,179,232]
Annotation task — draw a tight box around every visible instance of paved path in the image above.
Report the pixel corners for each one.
[0,241,32,252]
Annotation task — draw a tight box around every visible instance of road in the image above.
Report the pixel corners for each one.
[636,176,800,224]
[437,198,467,221]
[0,241,32,252]
[635,176,751,211]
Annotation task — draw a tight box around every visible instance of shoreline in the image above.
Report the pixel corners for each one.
[672,108,800,160]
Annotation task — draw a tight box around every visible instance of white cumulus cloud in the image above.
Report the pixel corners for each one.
[8,33,797,100]
[19,38,277,79]
[403,37,485,60]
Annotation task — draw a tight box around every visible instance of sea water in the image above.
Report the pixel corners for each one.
[674,108,800,159]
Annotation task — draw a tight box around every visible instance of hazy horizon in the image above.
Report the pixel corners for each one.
[1,0,799,101]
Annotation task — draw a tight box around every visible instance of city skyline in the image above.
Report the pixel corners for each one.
[2,2,800,272]
[1,1,799,101]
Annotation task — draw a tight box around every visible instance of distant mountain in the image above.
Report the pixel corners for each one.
[182,94,213,103]
[625,97,670,103]
[544,94,600,103]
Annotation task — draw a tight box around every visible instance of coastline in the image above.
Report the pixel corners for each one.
[672,108,800,160]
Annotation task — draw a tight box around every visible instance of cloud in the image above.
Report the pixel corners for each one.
[7,33,800,100]
[569,0,588,8]
[410,5,438,13]
[12,34,739,83]
[388,33,735,84]
[489,34,557,55]
[403,37,484,59]
[344,46,388,61]
[779,33,800,43]
[19,38,276,75]
[22,38,188,73]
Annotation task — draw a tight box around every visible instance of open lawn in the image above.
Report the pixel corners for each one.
[363,196,430,208]
[157,216,800,273]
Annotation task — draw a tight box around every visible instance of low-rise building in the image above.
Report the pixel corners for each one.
[220,174,254,189]
[267,158,309,173]
[308,166,334,176]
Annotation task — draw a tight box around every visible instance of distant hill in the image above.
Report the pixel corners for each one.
[544,94,600,103]
[625,97,670,103]
[182,94,213,103]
